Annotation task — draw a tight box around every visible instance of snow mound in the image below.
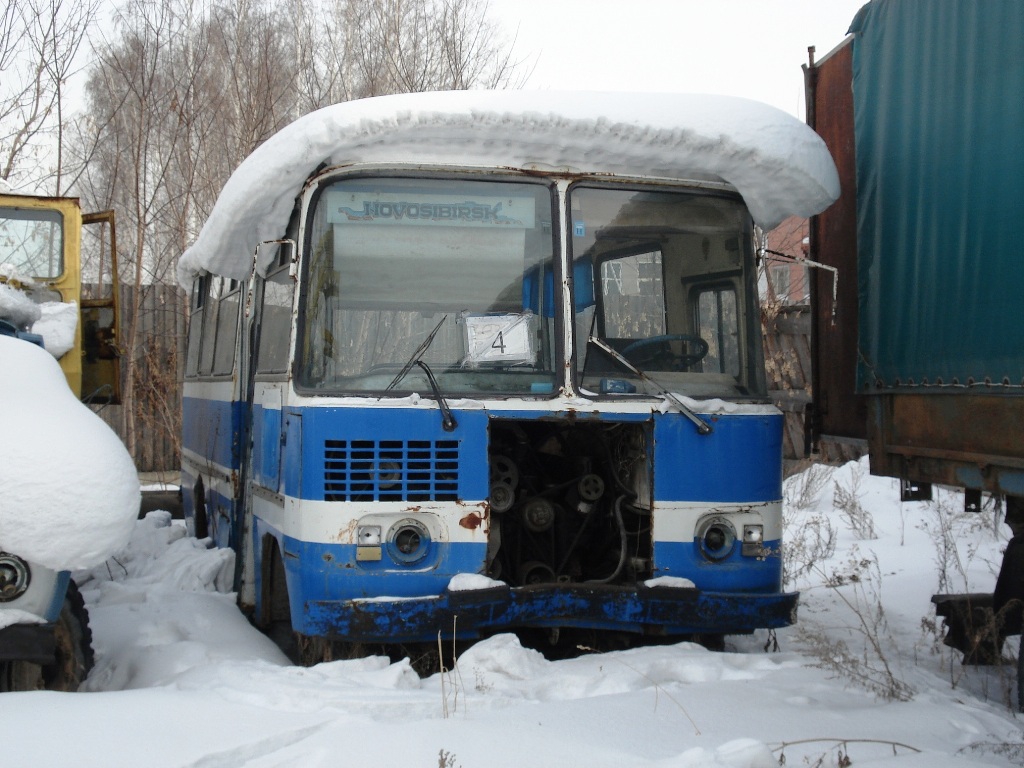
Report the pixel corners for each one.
[671,739,776,768]
[0,267,81,358]
[448,572,505,591]
[178,90,839,285]
[644,575,697,589]
[32,299,78,358]
[0,280,41,329]
[5,465,1021,766]
[0,335,139,570]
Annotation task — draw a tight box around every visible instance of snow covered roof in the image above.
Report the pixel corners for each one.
[177,90,839,285]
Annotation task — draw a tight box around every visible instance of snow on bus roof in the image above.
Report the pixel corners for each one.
[177,90,839,285]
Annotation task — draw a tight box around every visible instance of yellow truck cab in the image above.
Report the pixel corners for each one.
[0,190,125,691]
[0,192,120,401]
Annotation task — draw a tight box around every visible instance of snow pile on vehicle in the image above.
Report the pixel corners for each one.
[0,335,139,570]
[0,278,41,329]
[0,266,79,357]
[178,90,840,285]
[0,608,45,630]
[29,299,78,358]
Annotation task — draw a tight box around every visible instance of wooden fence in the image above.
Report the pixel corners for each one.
[763,305,813,462]
[92,283,187,473]
[102,292,815,473]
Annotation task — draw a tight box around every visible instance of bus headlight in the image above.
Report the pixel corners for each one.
[742,524,766,557]
[357,525,382,546]
[356,525,383,561]
[696,517,736,561]
[387,519,431,565]
[0,552,31,601]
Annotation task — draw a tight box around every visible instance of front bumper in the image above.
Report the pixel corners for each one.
[303,583,799,643]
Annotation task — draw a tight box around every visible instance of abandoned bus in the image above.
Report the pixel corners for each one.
[179,91,839,660]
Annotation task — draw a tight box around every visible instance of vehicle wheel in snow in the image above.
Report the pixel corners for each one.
[0,580,94,692]
[1018,635,1024,713]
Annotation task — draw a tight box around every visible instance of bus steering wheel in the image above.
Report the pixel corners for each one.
[621,334,709,370]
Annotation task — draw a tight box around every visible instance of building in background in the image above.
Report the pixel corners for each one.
[762,216,809,305]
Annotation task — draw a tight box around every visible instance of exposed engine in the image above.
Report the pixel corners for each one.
[486,420,653,587]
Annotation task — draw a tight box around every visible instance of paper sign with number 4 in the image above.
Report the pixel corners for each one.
[463,314,534,365]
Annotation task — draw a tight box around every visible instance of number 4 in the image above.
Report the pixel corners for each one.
[491,331,506,353]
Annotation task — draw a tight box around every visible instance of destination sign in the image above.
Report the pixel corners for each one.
[326,191,535,228]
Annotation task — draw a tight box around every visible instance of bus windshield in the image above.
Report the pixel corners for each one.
[298,177,558,396]
[571,186,765,399]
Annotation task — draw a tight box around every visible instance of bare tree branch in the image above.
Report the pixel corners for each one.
[0,0,98,191]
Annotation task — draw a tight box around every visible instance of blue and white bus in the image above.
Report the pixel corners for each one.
[179,91,838,662]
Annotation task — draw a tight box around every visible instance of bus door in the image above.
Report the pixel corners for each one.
[80,210,121,404]
[236,239,295,607]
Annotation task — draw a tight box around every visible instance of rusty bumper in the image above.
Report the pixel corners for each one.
[304,583,799,644]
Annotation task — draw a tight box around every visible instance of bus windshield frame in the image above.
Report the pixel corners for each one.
[295,174,561,397]
[569,183,766,400]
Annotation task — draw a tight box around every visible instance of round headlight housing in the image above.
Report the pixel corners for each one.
[386,519,432,565]
[696,517,737,561]
[0,552,31,602]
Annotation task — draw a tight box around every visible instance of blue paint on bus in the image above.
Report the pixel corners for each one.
[177,100,839,655]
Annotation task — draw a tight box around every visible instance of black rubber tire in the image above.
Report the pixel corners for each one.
[1017,634,1024,713]
[0,579,94,692]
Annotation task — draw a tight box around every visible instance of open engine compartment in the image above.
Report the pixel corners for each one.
[486,419,653,589]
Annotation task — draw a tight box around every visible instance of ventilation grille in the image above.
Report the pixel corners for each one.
[324,439,460,502]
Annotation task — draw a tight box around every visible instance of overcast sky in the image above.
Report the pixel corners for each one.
[487,0,867,118]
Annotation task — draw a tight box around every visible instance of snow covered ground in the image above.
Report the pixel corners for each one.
[2,459,1022,767]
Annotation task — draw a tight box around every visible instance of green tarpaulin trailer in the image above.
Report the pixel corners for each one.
[806,0,1024,502]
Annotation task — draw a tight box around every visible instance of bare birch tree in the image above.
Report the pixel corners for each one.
[78,0,204,457]
[0,0,99,193]
[71,0,523,469]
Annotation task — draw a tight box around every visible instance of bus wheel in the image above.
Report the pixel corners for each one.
[0,580,94,692]
[297,634,332,666]
[260,539,298,662]
[192,480,209,540]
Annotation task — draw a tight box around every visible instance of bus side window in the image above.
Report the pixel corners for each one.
[695,285,740,377]
[185,274,209,377]
[212,279,241,376]
[198,277,222,376]
[257,264,294,374]
[598,250,666,340]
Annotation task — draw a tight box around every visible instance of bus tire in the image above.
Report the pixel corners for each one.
[0,580,94,692]
[1017,633,1024,713]
[192,479,209,540]
[259,538,299,662]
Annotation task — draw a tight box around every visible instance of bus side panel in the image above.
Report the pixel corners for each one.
[181,383,245,549]
[253,525,489,637]
[651,411,784,594]
[282,406,490,502]
[254,405,491,633]
[251,383,284,493]
[652,411,783,503]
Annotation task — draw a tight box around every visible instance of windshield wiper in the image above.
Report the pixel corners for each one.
[386,314,447,391]
[587,336,712,436]
[385,315,457,432]
[414,360,457,432]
